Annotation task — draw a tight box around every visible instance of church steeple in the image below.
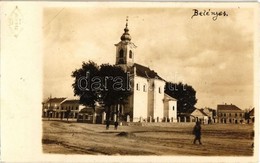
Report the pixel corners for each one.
[120,17,132,41]
[115,17,137,69]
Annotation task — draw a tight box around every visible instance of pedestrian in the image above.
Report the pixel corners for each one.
[114,121,119,130]
[193,121,202,145]
[106,120,110,130]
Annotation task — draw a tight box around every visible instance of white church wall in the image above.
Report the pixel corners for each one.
[133,76,149,122]
[168,100,177,122]
[153,79,165,122]
[163,100,169,119]
[147,79,155,120]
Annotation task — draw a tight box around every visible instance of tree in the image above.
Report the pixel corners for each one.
[71,61,132,125]
[165,82,197,115]
[98,64,132,123]
[72,61,99,111]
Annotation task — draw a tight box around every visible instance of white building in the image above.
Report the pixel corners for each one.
[114,19,177,123]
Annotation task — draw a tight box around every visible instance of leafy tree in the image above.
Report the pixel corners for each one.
[98,64,132,122]
[165,82,197,115]
[71,61,99,111]
[71,61,132,123]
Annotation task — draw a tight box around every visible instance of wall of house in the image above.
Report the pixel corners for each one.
[217,110,245,124]
[133,76,149,122]
[60,103,80,118]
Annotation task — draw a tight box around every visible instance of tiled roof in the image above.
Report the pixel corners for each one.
[217,104,241,111]
[132,63,164,81]
[198,109,208,116]
[249,108,254,116]
[47,97,67,104]
[61,99,79,105]
[164,93,177,101]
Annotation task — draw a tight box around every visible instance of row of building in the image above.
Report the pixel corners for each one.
[42,97,254,124]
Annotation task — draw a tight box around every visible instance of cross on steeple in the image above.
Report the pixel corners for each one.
[126,16,128,27]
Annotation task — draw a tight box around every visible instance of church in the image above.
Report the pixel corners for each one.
[114,19,178,123]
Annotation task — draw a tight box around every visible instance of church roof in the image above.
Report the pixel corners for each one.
[164,93,177,101]
[132,63,164,81]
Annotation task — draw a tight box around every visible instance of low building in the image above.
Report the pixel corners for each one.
[42,98,84,120]
[217,104,245,124]
[190,108,208,124]
[248,108,255,123]
[60,99,84,119]
[77,105,105,124]
[42,97,66,118]
[202,107,217,123]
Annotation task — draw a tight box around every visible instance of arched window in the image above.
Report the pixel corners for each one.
[119,49,124,58]
[136,83,139,91]
[172,106,175,111]
[129,50,133,58]
[143,85,146,92]
[159,87,161,93]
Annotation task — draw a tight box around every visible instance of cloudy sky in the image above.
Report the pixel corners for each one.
[43,6,254,109]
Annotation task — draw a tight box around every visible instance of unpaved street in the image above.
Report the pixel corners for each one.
[42,121,254,155]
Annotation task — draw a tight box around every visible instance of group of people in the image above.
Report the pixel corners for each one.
[106,120,119,130]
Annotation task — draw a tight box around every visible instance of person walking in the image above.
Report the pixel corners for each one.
[114,121,119,130]
[193,121,202,145]
[106,120,110,130]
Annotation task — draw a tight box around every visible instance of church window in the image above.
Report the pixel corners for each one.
[173,106,175,111]
[129,50,133,58]
[159,87,161,94]
[136,83,139,91]
[119,49,124,58]
[143,85,146,92]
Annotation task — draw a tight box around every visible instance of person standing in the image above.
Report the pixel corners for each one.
[193,121,202,145]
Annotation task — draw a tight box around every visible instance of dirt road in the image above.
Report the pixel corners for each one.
[42,120,254,155]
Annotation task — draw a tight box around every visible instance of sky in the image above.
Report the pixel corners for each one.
[43,7,254,109]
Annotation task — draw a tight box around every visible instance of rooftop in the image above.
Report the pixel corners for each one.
[46,97,67,104]
[132,63,164,81]
[217,104,242,111]
[61,99,80,105]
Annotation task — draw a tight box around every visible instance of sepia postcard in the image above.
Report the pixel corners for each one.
[1,2,259,163]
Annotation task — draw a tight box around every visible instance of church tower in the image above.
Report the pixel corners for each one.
[115,17,137,70]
